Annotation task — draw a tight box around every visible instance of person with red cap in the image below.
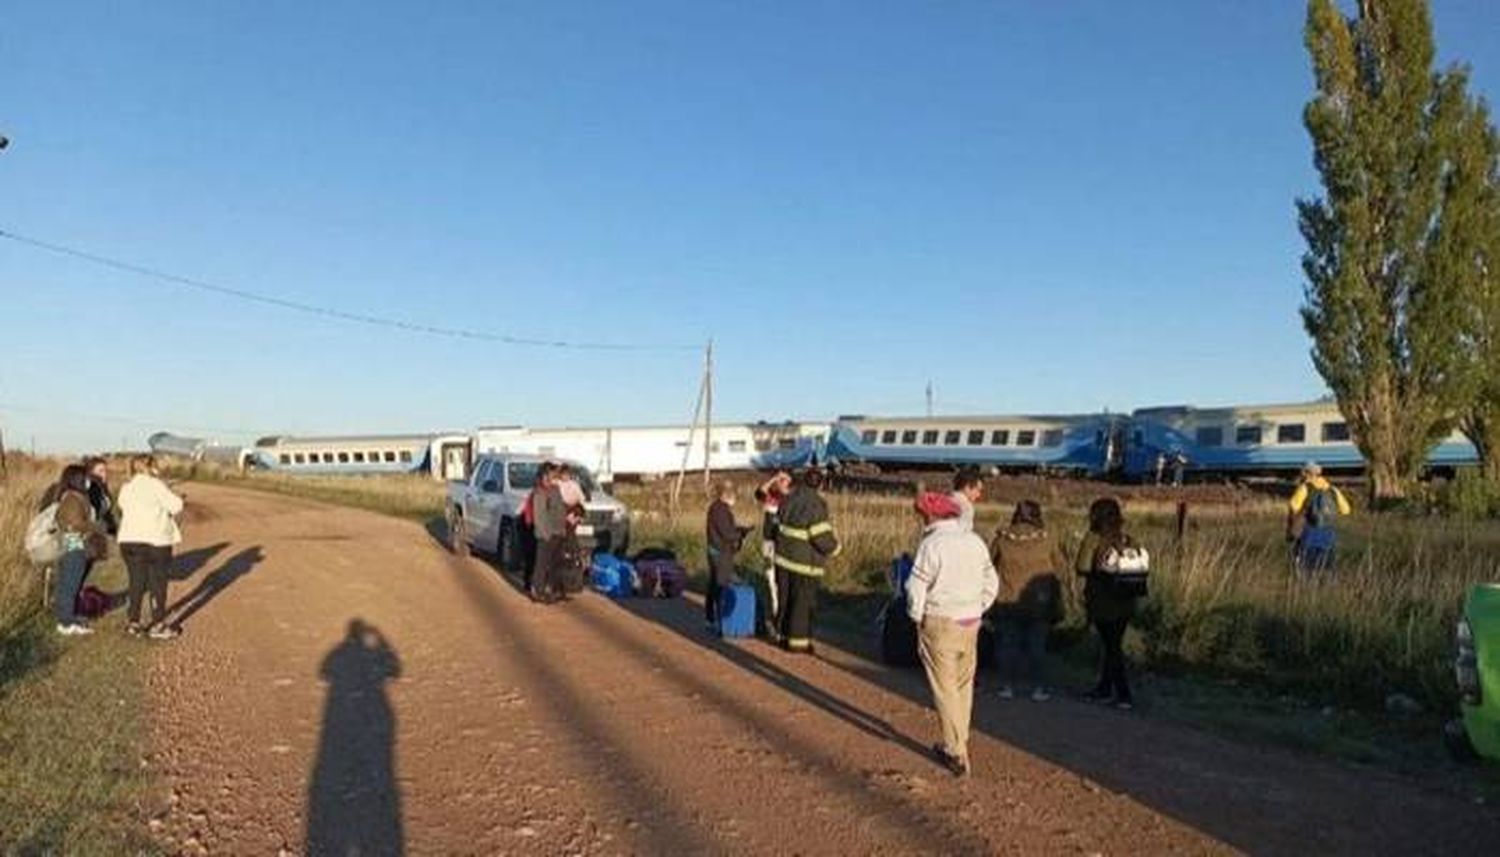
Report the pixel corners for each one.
[906,490,998,777]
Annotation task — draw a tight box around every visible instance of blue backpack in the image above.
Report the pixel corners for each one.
[1304,487,1337,529]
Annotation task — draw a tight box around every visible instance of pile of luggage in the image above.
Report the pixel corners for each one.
[590,548,688,600]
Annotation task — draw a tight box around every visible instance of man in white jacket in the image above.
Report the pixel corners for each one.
[906,491,999,777]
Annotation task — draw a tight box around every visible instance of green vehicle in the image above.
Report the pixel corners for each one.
[1451,584,1500,762]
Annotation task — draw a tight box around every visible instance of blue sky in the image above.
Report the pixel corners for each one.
[3,1,1499,452]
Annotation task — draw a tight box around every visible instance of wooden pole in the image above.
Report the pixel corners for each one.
[0,426,8,479]
[670,349,709,520]
[703,339,713,493]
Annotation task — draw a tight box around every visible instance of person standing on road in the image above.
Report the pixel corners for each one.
[906,491,999,778]
[519,464,545,591]
[1075,497,1144,710]
[118,454,185,639]
[989,500,1068,702]
[950,468,983,532]
[530,463,568,604]
[1287,462,1351,579]
[53,464,107,636]
[774,469,840,654]
[554,464,588,597]
[756,471,792,637]
[705,481,748,632]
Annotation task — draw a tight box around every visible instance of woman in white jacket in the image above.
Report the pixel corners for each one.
[118,455,185,639]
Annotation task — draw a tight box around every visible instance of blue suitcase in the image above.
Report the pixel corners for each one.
[718,583,756,638]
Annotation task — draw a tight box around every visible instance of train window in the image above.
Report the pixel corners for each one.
[1321,422,1350,442]
[881,430,897,444]
[399,450,412,463]
[322,452,335,463]
[754,440,772,452]
[293,453,306,464]
[279,454,292,465]
[968,430,985,446]
[778,438,797,450]
[367,451,380,462]
[729,440,747,452]
[1277,424,1306,444]
[991,430,1010,446]
[338,452,350,463]
[901,430,918,444]
[1196,427,1224,447]
[384,451,396,462]
[1041,429,1064,447]
[353,452,366,463]
[1235,426,1263,445]
[944,430,961,445]
[709,442,721,453]
[921,430,939,445]
[861,430,878,444]
[1131,430,1144,447]
[1016,430,1036,447]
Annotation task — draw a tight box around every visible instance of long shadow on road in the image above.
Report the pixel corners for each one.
[306,618,405,857]
[165,546,264,630]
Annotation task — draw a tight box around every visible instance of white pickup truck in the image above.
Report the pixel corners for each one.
[445,452,630,569]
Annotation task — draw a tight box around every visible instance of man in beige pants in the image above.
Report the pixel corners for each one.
[905,491,999,777]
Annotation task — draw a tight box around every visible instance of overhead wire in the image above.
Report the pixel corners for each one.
[0,227,702,352]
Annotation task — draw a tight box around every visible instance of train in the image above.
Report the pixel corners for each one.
[150,398,1484,486]
[824,400,1481,482]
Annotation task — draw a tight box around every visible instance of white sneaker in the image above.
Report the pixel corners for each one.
[1030,687,1052,703]
[997,685,1015,700]
[56,623,94,636]
[148,626,181,641]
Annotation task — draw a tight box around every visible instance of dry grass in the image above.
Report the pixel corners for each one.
[0,456,158,854]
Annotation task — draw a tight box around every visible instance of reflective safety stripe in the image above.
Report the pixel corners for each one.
[785,636,812,649]
[774,554,825,577]
[778,525,811,540]
[808,521,834,537]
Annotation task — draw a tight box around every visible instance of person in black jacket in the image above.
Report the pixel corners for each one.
[83,456,119,536]
[705,481,747,631]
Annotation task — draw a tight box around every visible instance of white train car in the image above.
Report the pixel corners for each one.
[473,421,824,481]
[251,433,473,480]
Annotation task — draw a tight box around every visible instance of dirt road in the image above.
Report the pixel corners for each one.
[143,485,1496,855]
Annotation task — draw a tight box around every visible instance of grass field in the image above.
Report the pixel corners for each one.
[0,457,159,854]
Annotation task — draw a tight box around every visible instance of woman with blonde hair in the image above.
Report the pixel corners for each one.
[118,455,185,639]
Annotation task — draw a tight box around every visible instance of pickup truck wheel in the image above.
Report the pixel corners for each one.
[447,509,470,558]
[1443,718,1478,762]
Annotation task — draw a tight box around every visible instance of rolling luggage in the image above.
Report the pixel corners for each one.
[633,550,687,598]
[590,554,635,599]
[717,583,756,638]
[879,594,921,666]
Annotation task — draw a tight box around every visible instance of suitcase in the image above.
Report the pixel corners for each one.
[590,554,635,599]
[634,558,687,598]
[717,583,756,638]
[879,594,921,667]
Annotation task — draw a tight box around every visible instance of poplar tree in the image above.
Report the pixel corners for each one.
[1298,0,1488,500]
[1457,119,1500,479]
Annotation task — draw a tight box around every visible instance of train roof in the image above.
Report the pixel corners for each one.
[836,413,1107,425]
[1132,400,1341,418]
[475,420,816,434]
[255,433,441,448]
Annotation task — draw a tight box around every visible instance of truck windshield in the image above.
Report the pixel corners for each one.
[507,462,598,494]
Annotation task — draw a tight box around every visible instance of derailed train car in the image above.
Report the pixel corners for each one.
[146,432,260,470]
[822,414,1122,476]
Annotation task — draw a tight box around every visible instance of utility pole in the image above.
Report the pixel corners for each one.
[703,338,713,493]
[670,340,714,519]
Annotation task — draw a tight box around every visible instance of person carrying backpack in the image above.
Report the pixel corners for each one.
[1287,463,1351,579]
[1075,497,1147,710]
[118,455,185,639]
[52,464,108,636]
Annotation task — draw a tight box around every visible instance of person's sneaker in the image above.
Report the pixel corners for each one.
[125,623,145,637]
[1030,687,1052,703]
[56,623,93,636]
[997,685,1015,700]
[148,626,181,641]
[1113,698,1134,711]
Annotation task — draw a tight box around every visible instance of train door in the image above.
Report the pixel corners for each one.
[441,441,471,481]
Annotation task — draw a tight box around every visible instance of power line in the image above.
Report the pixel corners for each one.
[0,228,701,352]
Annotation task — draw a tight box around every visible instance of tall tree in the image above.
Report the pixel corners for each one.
[1457,116,1500,479]
[1299,0,1488,500]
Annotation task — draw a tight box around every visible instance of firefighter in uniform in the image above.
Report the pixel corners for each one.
[773,469,840,653]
